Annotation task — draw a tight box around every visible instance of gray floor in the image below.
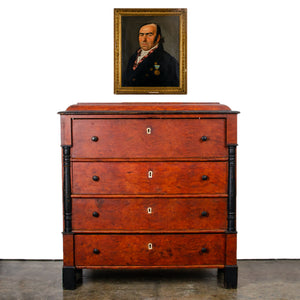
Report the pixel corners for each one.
[0,260,299,299]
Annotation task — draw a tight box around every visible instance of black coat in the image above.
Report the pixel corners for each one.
[122,44,179,87]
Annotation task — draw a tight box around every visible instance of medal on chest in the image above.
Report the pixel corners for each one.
[154,62,160,76]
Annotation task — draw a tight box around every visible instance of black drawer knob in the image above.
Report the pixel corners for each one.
[202,175,208,180]
[201,211,209,217]
[93,248,100,254]
[201,247,208,253]
[91,136,99,142]
[92,175,99,181]
[201,136,208,141]
[92,211,99,218]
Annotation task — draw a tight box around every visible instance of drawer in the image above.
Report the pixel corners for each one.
[71,119,227,158]
[74,234,225,267]
[72,162,228,195]
[72,198,227,231]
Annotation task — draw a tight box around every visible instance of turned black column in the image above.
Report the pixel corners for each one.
[62,145,72,233]
[62,145,82,290]
[227,144,237,233]
[219,144,238,289]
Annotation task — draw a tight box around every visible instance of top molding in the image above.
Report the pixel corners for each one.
[58,102,239,115]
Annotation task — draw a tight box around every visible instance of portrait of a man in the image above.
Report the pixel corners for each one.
[122,22,179,87]
[114,9,187,94]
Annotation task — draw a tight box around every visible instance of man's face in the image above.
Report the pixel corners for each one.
[138,24,160,51]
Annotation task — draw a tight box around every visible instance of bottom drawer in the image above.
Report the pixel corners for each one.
[74,234,225,267]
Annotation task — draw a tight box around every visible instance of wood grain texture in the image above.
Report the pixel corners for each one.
[71,118,227,158]
[74,234,225,267]
[61,102,233,113]
[72,161,228,195]
[63,234,74,266]
[60,115,72,146]
[225,234,237,265]
[226,114,238,145]
[60,102,238,289]
[72,197,227,231]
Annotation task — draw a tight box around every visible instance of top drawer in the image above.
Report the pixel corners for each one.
[71,118,227,158]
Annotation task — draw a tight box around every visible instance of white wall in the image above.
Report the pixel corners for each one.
[1,0,299,259]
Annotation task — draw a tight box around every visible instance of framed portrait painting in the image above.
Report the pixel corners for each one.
[114,8,187,94]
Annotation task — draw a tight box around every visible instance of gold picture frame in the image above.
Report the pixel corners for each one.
[114,8,187,94]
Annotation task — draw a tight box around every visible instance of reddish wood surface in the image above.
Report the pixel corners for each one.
[63,234,74,266]
[71,118,227,159]
[60,102,238,278]
[72,162,228,195]
[62,102,232,112]
[225,234,237,265]
[74,234,225,267]
[60,115,72,146]
[72,197,227,231]
[226,114,238,145]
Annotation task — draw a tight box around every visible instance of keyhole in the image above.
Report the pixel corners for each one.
[146,127,151,134]
[148,243,153,250]
[147,207,152,214]
[148,170,153,178]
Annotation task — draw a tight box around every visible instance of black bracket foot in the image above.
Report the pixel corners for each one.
[63,267,82,290]
[218,265,238,289]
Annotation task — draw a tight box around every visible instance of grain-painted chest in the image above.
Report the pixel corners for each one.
[59,102,239,289]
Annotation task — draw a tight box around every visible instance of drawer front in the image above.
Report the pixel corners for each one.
[71,119,227,158]
[72,198,227,231]
[74,234,225,267]
[72,162,227,195]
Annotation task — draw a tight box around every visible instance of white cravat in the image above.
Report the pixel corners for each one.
[136,43,159,64]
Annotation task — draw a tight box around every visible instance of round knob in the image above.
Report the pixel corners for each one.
[92,175,99,181]
[93,248,100,254]
[201,247,208,253]
[92,211,99,217]
[202,175,208,180]
[91,136,99,142]
[201,211,209,217]
[201,136,208,141]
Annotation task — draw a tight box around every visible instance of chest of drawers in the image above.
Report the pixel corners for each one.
[59,102,239,289]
